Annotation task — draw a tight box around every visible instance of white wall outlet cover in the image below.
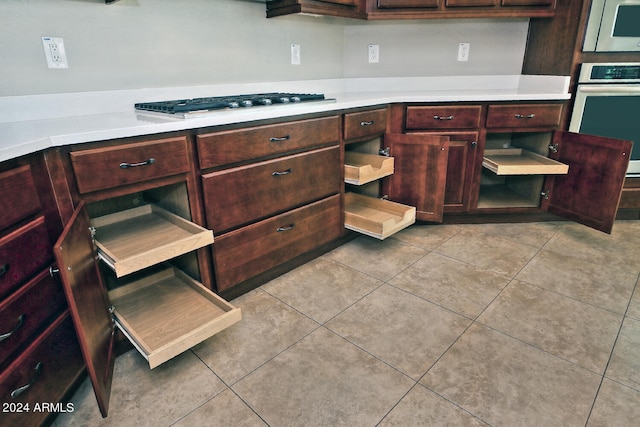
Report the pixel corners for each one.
[291,44,301,65]
[42,37,69,69]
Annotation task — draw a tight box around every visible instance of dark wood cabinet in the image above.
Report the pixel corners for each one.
[267,0,367,18]
[382,133,450,222]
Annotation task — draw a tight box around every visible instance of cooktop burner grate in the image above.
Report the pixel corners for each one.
[135,93,327,114]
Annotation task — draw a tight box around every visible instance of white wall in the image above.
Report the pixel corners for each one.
[0,0,529,97]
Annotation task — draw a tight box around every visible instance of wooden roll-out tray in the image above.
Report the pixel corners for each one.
[482,148,569,175]
[344,192,415,240]
[344,152,394,185]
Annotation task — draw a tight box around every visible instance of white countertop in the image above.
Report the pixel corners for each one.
[0,75,570,163]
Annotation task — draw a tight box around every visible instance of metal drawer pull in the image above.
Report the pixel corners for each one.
[11,362,42,398]
[514,114,536,119]
[0,263,8,279]
[272,168,292,176]
[433,115,454,121]
[360,120,375,126]
[269,135,290,142]
[119,158,155,169]
[277,224,295,232]
[0,314,25,343]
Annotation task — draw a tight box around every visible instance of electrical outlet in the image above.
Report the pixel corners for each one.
[291,44,301,65]
[42,37,68,69]
[368,44,379,63]
[457,42,470,62]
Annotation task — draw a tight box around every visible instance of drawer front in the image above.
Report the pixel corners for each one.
[343,108,388,141]
[203,146,341,233]
[213,195,342,292]
[0,217,52,300]
[70,136,191,194]
[197,116,340,168]
[0,268,66,367]
[0,165,41,231]
[0,312,83,427]
[406,106,482,130]
[485,104,563,128]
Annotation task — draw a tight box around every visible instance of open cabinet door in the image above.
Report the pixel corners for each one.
[542,131,632,234]
[53,202,115,418]
[382,133,449,222]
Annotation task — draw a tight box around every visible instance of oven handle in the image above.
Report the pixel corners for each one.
[576,85,640,94]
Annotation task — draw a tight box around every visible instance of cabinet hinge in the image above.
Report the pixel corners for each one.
[541,190,550,200]
[548,143,559,154]
[108,305,116,325]
[379,147,391,157]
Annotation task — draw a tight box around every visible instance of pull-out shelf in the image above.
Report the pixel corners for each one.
[344,152,394,185]
[482,148,568,175]
[92,204,214,277]
[344,192,415,240]
[109,265,241,369]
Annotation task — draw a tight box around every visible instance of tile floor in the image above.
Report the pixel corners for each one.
[54,220,640,427]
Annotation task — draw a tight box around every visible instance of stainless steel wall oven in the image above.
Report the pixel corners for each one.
[570,63,640,177]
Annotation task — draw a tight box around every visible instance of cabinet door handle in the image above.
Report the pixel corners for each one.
[0,263,8,279]
[269,135,290,142]
[433,115,454,121]
[360,120,375,126]
[11,362,42,398]
[119,158,155,169]
[276,224,295,232]
[514,113,535,119]
[272,168,292,176]
[0,314,25,343]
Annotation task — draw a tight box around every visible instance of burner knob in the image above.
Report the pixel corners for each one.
[240,100,253,107]
[227,101,240,108]
[291,96,301,103]
[278,97,290,103]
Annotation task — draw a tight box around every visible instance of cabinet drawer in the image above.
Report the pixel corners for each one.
[197,116,340,168]
[344,192,416,240]
[378,0,440,7]
[70,136,191,194]
[0,268,66,367]
[0,217,52,299]
[0,165,41,231]
[0,312,83,427]
[406,106,482,130]
[344,152,394,185]
[203,146,341,233]
[485,104,562,129]
[109,265,241,369]
[213,195,342,292]
[343,108,388,141]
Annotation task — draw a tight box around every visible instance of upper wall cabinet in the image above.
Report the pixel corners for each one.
[266,0,555,19]
[266,0,367,19]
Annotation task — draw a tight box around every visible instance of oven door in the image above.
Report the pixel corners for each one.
[584,0,640,52]
[570,83,640,176]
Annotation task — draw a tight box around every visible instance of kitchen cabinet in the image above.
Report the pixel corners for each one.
[198,116,344,293]
[343,107,417,239]
[269,0,556,18]
[51,135,241,418]
[267,0,367,18]
[388,101,631,233]
[0,156,84,427]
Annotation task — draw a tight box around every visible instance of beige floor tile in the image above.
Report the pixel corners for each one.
[516,249,637,314]
[389,252,511,318]
[390,223,463,250]
[232,327,414,427]
[587,378,640,427]
[460,221,563,247]
[54,350,225,427]
[434,230,540,277]
[323,235,427,281]
[544,222,640,274]
[478,280,623,373]
[626,280,640,320]
[379,385,489,426]
[605,317,640,390]
[262,257,383,323]
[173,389,267,427]
[192,289,318,385]
[421,323,601,427]
[326,284,471,379]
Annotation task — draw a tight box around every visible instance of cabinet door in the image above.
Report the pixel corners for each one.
[443,132,480,212]
[382,133,449,222]
[542,131,632,234]
[53,202,115,418]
